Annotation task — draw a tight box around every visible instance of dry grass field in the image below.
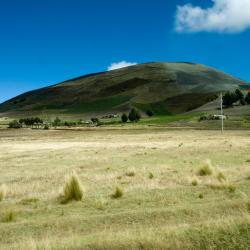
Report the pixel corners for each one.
[1,128,250,249]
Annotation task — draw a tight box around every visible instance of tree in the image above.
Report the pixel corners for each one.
[121,113,128,123]
[52,117,61,128]
[223,92,237,107]
[245,92,250,105]
[8,120,21,129]
[146,110,154,117]
[235,89,244,101]
[128,108,141,122]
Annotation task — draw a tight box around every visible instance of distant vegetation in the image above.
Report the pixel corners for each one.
[223,89,250,107]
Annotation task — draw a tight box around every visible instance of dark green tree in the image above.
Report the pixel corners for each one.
[235,89,244,101]
[223,92,237,107]
[8,120,21,129]
[121,113,128,123]
[146,110,154,117]
[128,108,141,122]
[245,92,250,105]
[52,117,61,128]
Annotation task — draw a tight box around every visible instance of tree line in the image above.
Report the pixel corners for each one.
[223,89,250,107]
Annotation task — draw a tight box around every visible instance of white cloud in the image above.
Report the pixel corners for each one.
[108,61,137,71]
[175,0,250,33]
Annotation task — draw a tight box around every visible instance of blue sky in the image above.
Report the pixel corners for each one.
[0,0,250,103]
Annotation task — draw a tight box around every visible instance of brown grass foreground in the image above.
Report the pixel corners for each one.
[0,128,250,249]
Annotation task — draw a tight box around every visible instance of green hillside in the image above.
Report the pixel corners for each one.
[0,62,247,117]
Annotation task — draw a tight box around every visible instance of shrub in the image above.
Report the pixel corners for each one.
[198,160,213,176]
[0,184,7,201]
[2,210,16,223]
[111,187,123,199]
[62,173,84,203]
[121,113,128,123]
[146,110,154,117]
[8,120,21,129]
[128,108,141,122]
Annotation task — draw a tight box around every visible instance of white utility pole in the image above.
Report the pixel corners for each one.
[220,93,224,133]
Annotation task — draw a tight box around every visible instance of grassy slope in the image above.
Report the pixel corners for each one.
[0,62,246,117]
[0,129,250,249]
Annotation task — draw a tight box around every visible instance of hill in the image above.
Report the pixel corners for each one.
[0,62,247,117]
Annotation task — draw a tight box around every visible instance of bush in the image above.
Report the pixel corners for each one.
[121,113,128,123]
[0,184,7,201]
[111,187,123,199]
[8,120,21,128]
[198,160,213,176]
[62,173,84,203]
[128,108,141,122]
[146,110,154,117]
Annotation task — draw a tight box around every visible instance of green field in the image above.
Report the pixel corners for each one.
[0,128,250,249]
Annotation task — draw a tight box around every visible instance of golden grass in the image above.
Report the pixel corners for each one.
[0,128,250,249]
[62,173,84,203]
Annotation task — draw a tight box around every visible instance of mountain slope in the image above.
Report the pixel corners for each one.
[0,62,247,116]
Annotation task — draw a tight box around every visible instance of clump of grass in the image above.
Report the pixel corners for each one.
[61,173,84,203]
[228,184,236,193]
[95,197,108,210]
[208,181,236,193]
[2,210,16,223]
[247,201,250,212]
[198,193,204,199]
[217,171,226,183]
[148,172,154,179]
[125,169,135,177]
[111,187,123,199]
[0,184,7,201]
[198,159,213,176]
[191,176,199,186]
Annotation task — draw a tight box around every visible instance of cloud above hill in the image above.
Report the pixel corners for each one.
[175,0,250,33]
[108,61,137,71]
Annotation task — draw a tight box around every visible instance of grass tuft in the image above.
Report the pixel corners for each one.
[217,171,226,183]
[0,184,7,201]
[2,210,16,223]
[191,176,199,186]
[198,159,213,176]
[62,173,84,203]
[125,170,135,177]
[148,172,154,179]
[111,187,123,199]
